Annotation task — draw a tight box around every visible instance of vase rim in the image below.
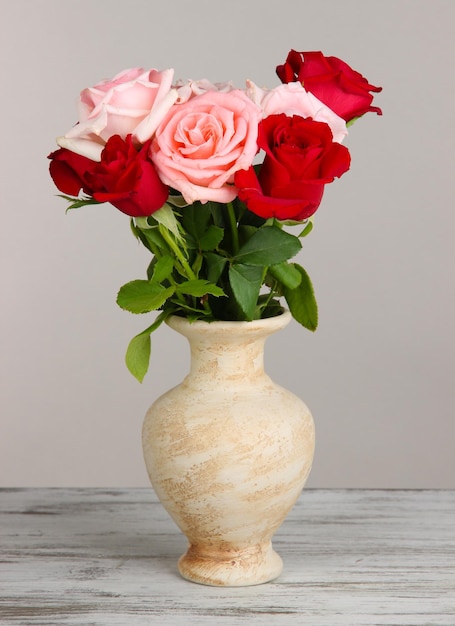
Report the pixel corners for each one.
[166,308,292,335]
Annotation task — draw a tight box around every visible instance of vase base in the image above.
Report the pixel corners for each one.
[178,541,283,587]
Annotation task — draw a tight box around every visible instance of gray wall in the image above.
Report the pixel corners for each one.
[1,0,454,487]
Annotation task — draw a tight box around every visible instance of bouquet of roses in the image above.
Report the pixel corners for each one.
[48,50,382,381]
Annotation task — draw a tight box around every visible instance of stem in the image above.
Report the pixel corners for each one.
[159,224,212,314]
[226,202,239,256]
[259,287,276,313]
[159,226,196,280]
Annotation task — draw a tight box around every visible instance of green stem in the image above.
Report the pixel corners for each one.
[226,202,239,256]
[259,287,277,314]
[159,224,212,315]
[159,226,196,280]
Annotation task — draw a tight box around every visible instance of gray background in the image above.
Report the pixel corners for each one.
[1,0,454,487]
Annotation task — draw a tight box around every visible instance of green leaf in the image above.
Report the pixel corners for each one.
[151,255,174,283]
[166,194,190,208]
[268,262,302,290]
[57,194,102,212]
[346,115,361,127]
[117,281,175,314]
[234,226,301,266]
[154,203,184,242]
[283,264,318,331]
[299,220,314,238]
[180,204,223,251]
[204,253,228,283]
[134,216,154,230]
[125,311,170,382]
[141,227,169,253]
[176,280,225,297]
[181,202,211,240]
[199,225,224,251]
[208,202,224,227]
[229,264,264,320]
[125,333,151,383]
[238,225,258,247]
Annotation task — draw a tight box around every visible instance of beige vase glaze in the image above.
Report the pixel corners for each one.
[142,310,315,586]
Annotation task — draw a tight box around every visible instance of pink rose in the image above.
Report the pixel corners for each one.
[57,68,178,161]
[174,78,235,104]
[246,80,347,143]
[150,90,262,204]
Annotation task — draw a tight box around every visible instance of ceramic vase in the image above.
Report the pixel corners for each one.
[142,310,315,586]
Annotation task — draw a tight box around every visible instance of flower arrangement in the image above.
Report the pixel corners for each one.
[48,50,382,382]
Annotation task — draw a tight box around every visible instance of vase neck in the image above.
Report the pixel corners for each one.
[167,312,291,384]
[188,334,267,382]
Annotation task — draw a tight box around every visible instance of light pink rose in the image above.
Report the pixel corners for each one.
[174,78,235,104]
[151,90,262,204]
[246,80,347,143]
[57,68,178,161]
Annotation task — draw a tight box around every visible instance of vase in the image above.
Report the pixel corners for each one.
[142,309,315,586]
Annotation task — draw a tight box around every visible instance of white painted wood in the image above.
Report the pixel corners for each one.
[0,489,454,624]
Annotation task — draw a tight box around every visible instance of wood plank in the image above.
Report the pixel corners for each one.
[1,489,454,624]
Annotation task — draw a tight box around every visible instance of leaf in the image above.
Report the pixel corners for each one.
[204,253,228,283]
[198,225,224,251]
[125,311,170,382]
[208,202,224,227]
[141,227,170,253]
[346,115,361,127]
[176,280,225,297]
[125,333,151,383]
[154,203,184,242]
[234,226,301,266]
[229,264,264,321]
[150,255,174,283]
[166,194,190,208]
[238,225,258,247]
[283,264,318,331]
[181,202,212,240]
[181,205,223,251]
[134,216,154,230]
[268,262,302,290]
[299,220,314,238]
[117,281,175,314]
[57,194,102,212]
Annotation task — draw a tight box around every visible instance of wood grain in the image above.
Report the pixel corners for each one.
[1,489,454,625]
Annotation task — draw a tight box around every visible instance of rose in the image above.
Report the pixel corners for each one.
[150,90,262,204]
[246,80,347,143]
[57,68,178,161]
[49,135,168,217]
[48,147,97,197]
[86,135,168,216]
[276,50,382,122]
[174,78,235,104]
[234,114,351,221]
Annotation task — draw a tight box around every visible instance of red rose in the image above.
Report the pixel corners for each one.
[48,147,97,196]
[48,135,168,217]
[87,135,168,217]
[234,114,350,221]
[276,50,382,122]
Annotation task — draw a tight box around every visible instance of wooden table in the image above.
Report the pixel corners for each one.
[1,489,454,625]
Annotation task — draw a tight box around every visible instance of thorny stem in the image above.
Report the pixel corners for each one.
[159,225,196,280]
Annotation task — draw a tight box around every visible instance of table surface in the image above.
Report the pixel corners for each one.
[0,488,454,625]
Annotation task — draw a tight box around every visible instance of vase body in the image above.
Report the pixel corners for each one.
[142,310,315,586]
